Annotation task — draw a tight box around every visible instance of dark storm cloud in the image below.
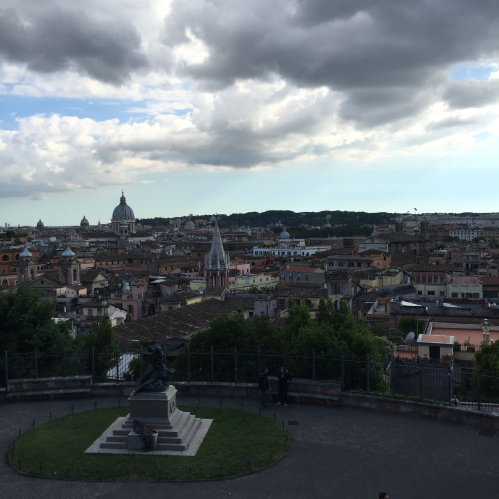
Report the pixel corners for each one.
[162,0,499,125]
[0,5,147,84]
[443,80,499,109]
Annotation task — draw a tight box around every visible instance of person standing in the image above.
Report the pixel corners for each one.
[258,367,269,408]
[277,366,292,406]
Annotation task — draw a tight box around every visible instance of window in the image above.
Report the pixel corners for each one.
[418,291,422,295]
[472,293,479,298]
[428,291,435,296]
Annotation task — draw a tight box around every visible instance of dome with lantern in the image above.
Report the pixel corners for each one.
[279,226,290,239]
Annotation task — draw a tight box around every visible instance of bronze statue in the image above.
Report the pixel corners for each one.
[130,346,175,396]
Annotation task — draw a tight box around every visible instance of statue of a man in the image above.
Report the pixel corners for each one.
[130,346,175,396]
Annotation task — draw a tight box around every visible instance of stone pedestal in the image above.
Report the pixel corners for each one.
[93,384,211,454]
[128,385,177,422]
[128,431,158,451]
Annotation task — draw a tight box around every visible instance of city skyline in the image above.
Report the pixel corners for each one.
[2,1,499,225]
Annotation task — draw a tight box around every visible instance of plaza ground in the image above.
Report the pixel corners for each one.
[0,394,498,498]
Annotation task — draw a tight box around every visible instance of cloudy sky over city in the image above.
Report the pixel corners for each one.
[2,0,499,226]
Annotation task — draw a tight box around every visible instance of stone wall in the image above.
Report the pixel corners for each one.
[1,377,498,429]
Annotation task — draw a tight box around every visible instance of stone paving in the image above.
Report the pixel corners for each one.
[1,394,498,498]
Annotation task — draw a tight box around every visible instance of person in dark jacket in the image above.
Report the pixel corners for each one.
[277,366,292,406]
[258,368,269,408]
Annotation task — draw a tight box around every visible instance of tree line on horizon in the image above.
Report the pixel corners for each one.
[138,209,400,229]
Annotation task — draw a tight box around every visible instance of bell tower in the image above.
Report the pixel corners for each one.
[59,246,80,285]
[17,245,38,284]
[205,218,230,288]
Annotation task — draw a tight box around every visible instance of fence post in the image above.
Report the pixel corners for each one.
[234,346,237,384]
[34,349,38,379]
[187,344,191,383]
[115,347,119,383]
[210,345,214,383]
[63,350,67,378]
[312,349,316,381]
[419,360,423,401]
[391,357,397,395]
[447,369,452,406]
[91,347,95,385]
[477,366,481,412]
[4,351,8,390]
[340,351,345,391]
[365,354,370,392]
[258,346,261,376]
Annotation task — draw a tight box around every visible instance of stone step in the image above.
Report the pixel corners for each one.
[182,418,201,448]
[100,442,127,449]
[157,436,182,444]
[113,429,130,436]
[155,442,187,452]
[179,415,197,442]
[106,436,127,443]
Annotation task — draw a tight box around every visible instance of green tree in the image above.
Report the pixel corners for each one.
[75,314,118,381]
[316,297,336,326]
[187,313,257,351]
[284,297,311,341]
[253,315,284,351]
[474,341,499,397]
[0,285,72,353]
[397,318,425,338]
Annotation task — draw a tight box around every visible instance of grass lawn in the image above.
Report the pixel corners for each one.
[7,405,290,481]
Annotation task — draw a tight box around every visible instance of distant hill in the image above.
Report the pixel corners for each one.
[138,210,399,230]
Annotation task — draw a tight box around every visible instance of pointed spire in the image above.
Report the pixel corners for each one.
[205,218,229,270]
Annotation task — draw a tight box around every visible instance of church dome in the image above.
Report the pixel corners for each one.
[36,219,44,230]
[279,226,290,239]
[184,220,195,230]
[80,215,89,228]
[112,191,135,220]
[61,246,75,257]
[19,245,32,258]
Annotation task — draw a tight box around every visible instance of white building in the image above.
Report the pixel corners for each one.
[253,244,330,258]
[448,227,482,241]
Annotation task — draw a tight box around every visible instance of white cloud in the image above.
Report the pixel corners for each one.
[2,0,499,205]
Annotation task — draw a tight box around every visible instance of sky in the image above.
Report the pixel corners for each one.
[2,0,499,227]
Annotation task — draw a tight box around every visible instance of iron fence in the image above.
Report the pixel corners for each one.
[2,348,499,412]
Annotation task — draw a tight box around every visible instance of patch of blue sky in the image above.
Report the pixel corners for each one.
[0,95,152,130]
[450,64,495,82]
[474,131,493,143]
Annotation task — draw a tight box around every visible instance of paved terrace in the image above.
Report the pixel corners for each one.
[1,395,498,499]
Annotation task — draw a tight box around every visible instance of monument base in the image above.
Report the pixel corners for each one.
[129,384,177,421]
[87,386,211,454]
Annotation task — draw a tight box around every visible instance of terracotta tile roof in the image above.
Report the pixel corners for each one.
[114,299,240,344]
[480,277,499,285]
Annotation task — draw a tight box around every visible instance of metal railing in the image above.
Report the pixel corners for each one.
[2,348,499,412]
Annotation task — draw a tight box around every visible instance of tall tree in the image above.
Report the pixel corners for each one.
[0,285,72,353]
[76,314,118,381]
